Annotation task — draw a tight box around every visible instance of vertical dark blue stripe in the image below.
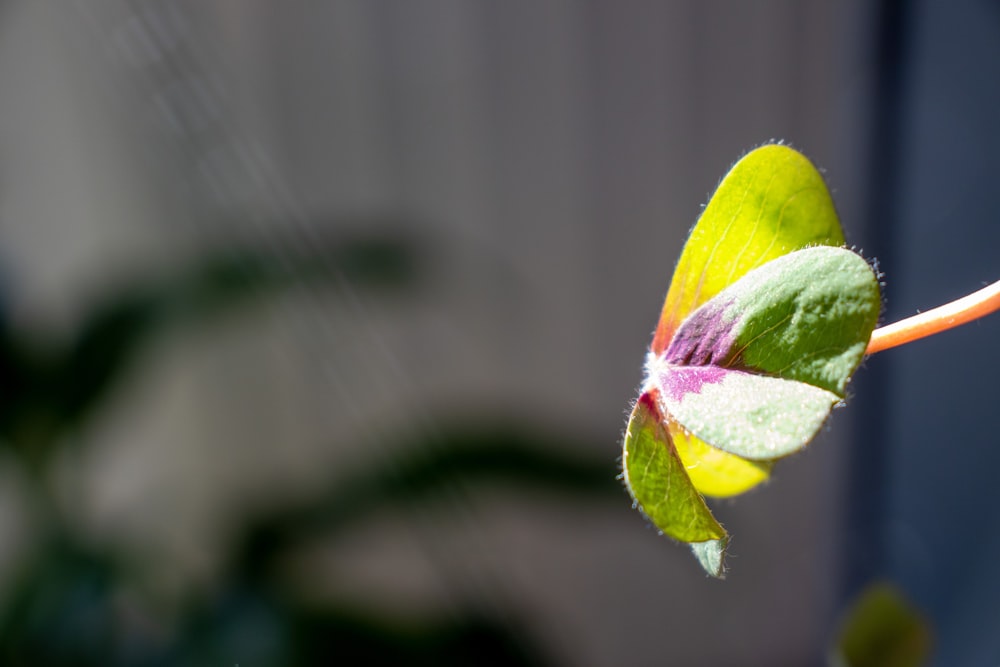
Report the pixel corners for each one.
[840,0,912,599]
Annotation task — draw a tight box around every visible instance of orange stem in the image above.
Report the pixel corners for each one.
[867,279,1000,354]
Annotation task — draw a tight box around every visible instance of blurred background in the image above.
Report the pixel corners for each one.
[0,1,995,665]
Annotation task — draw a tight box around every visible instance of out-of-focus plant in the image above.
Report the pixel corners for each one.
[0,233,415,468]
[830,582,932,667]
[0,230,618,666]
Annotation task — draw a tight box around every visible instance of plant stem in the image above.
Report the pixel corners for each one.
[866,279,1000,354]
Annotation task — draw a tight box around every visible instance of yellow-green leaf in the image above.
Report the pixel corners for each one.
[651,144,845,354]
[621,393,726,547]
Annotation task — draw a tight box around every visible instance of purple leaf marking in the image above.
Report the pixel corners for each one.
[662,296,739,368]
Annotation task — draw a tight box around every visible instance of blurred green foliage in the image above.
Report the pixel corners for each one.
[0,232,617,666]
[831,582,932,667]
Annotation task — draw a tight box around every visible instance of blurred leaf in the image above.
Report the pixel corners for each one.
[166,595,552,667]
[0,232,420,465]
[0,538,552,667]
[287,605,551,667]
[0,229,567,665]
[238,420,620,572]
[0,540,119,667]
[831,583,932,667]
[322,230,419,289]
[160,586,292,667]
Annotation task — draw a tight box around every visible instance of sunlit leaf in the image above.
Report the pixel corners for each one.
[651,144,845,354]
[621,394,726,544]
[622,144,881,576]
[654,366,839,460]
[648,144,850,498]
[648,246,880,459]
[668,423,771,497]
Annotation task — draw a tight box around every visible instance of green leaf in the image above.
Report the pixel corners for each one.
[662,246,880,395]
[652,144,845,354]
[649,246,880,459]
[831,583,932,667]
[655,367,839,460]
[668,422,772,497]
[690,538,728,579]
[621,394,726,549]
[623,145,880,574]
